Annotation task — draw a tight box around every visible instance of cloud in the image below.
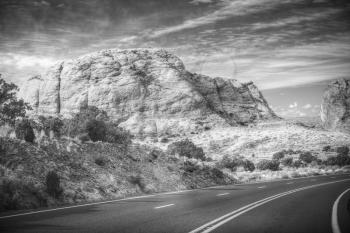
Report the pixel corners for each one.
[302,104,312,109]
[189,0,214,5]
[148,0,304,38]
[0,53,56,69]
[289,102,298,108]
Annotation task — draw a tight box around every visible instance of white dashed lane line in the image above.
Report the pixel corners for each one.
[154,204,175,209]
[216,193,230,196]
[258,186,266,189]
[286,182,294,185]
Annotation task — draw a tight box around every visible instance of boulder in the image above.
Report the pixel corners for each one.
[21,48,276,137]
[321,78,350,133]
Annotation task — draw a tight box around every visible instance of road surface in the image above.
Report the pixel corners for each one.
[1,173,350,233]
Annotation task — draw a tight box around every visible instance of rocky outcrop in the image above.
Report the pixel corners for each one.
[321,78,350,133]
[21,49,276,137]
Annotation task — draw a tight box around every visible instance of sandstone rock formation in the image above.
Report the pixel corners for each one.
[321,78,350,133]
[21,49,276,137]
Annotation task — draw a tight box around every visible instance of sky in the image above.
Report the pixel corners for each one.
[0,0,350,117]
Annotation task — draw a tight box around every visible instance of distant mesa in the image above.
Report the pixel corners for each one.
[20,48,277,137]
[321,78,350,133]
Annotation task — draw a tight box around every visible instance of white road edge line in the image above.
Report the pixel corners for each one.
[0,173,348,220]
[0,190,191,220]
[331,188,350,233]
[216,193,230,196]
[154,204,175,209]
[189,178,350,233]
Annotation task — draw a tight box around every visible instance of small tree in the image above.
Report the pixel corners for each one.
[61,106,108,138]
[336,146,349,156]
[256,159,280,171]
[281,157,293,167]
[38,116,63,138]
[0,76,31,126]
[85,119,107,142]
[15,119,35,143]
[299,151,316,164]
[168,139,206,161]
[272,151,285,161]
[46,171,62,198]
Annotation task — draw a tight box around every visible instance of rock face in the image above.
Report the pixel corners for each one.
[21,49,276,137]
[321,78,350,133]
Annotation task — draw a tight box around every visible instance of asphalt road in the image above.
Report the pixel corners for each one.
[1,173,350,233]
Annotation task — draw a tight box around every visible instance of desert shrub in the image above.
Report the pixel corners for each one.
[211,167,225,179]
[38,116,63,137]
[95,157,108,166]
[183,161,200,173]
[219,156,255,172]
[0,77,31,126]
[15,119,35,143]
[326,154,350,166]
[218,155,238,171]
[256,159,280,171]
[292,159,303,168]
[160,137,169,143]
[272,151,285,160]
[322,145,331,152]
[105,124,132,145]
[77,133,90,142]
[336,146,349,156]
[239,159,255,172]
[85,119,107,142]
[129,175,147,192]
[204,126,211,131]
[149,149,162,161]
[168,139,206,161]
[299,151,316,164]
[281,157,293,167]
[0,179,46,211]
[62,106,109,137]
[46,171,62,198]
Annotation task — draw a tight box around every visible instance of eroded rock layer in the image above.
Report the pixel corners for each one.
[321,78,350,133]
[21,49,276,136]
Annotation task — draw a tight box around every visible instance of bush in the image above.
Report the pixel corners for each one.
[95,157,108,166]
[168,139,206,161]
[15,119,35,143]
[46,171,62,198]
[160,137,169,143]
[62,106,108,138]
[256,159,280,171]
[322,145,331,152]
[299,151,316,164]
[129,175,147,192]
[183,161,200,173]
[326,154,350,166]
[239,159,255,172]
[219,156,255,172]
[77,133,90,142]
[38,116,63,138]
[85,119,107,142]
[281,157,293,167]
[292,159,303,168]
[336,146,349,156]
[272,151,285,161]
[105,124,132,145]
[219,155,238,171]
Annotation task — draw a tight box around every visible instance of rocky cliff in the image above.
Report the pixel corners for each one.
[321,78,350,133]
[21,49,276,137]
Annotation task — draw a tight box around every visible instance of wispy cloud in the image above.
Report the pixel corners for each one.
[148,0,305,38]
